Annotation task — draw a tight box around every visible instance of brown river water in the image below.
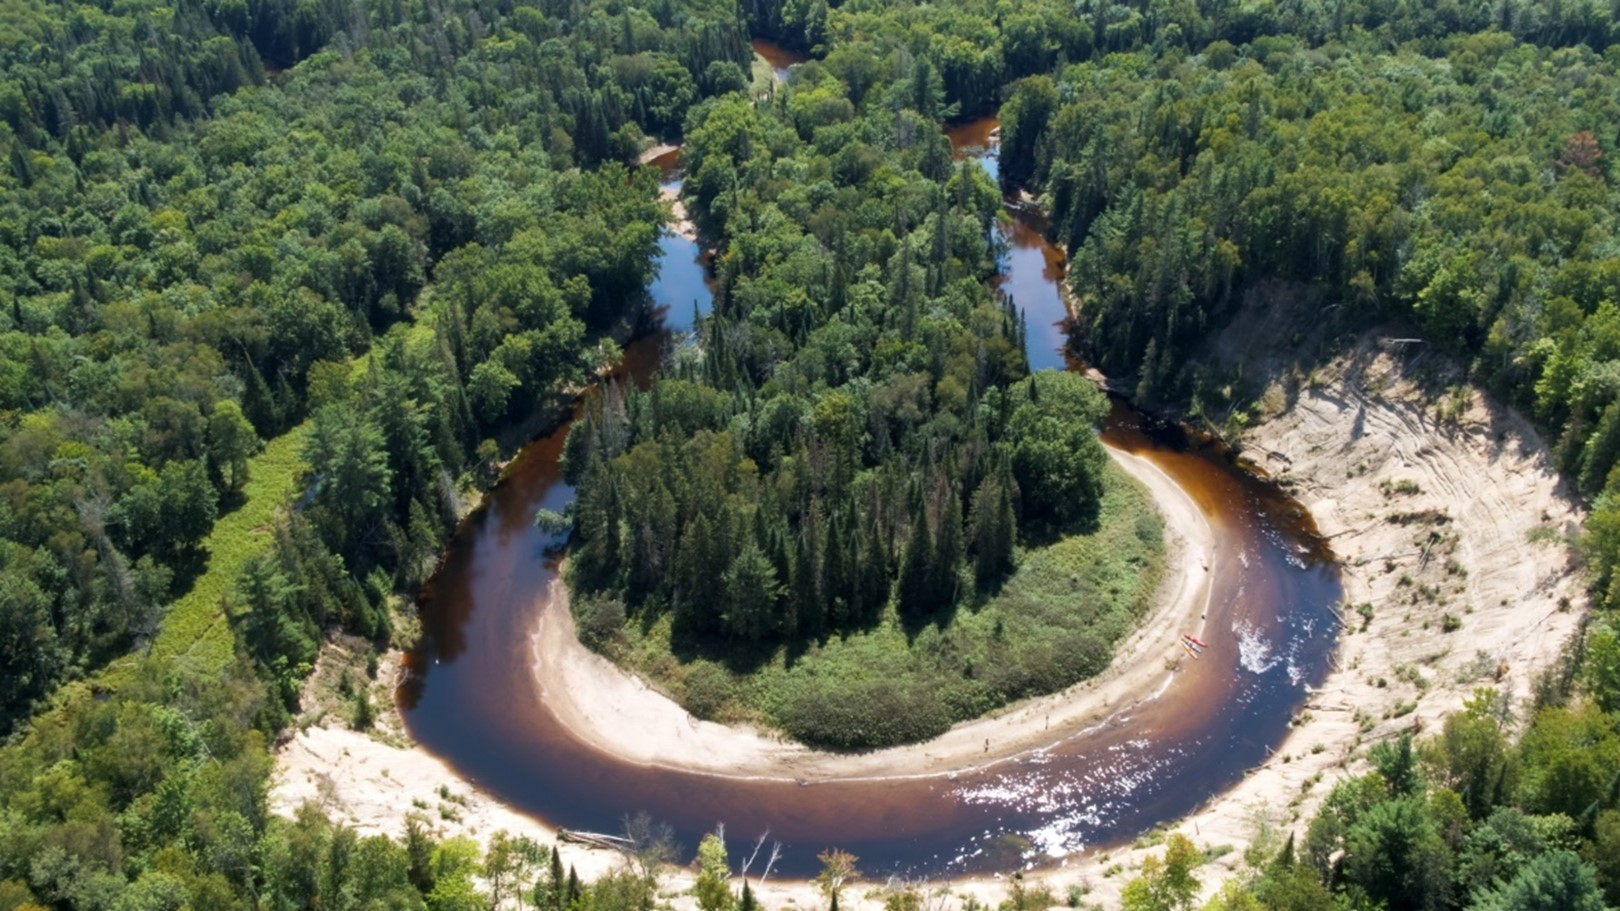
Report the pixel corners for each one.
[750,38,804,83]
[397,115,1342,877]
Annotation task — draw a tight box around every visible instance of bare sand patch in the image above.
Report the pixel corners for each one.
[638,143,680,165]
[659,182,697,242]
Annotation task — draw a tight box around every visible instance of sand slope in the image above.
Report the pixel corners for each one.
[1060,339,1586,907]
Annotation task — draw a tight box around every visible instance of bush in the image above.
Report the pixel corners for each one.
[680,662,735,720]
[1134,509,1164,546]
[353,690,375,730]
[983,629,1108,702]
[777,677,953,749]
[575,595,627,652]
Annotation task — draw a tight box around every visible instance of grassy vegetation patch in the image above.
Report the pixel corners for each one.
[104,424,311,686]
[615,462,1164,749]
[749,51,777,95]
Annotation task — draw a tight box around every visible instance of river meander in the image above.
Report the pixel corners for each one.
[397,118,1342,877]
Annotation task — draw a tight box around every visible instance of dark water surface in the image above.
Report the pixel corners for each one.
[398,118,1342,878]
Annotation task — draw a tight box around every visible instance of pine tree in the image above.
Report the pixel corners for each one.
[823,510,849,630]
[898,495,933,620]
[970,468,1015,588]
[866,520,892,624]
[602,475,622,576]
[674,512,721,632]
[934,482,964,607]
[996,461,1017,549]
[795,513,825,640]
[535,844,565,911]
[1273,831,1296,870]
[405,815,436,895]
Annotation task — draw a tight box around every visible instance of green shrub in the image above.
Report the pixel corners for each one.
[575,595,627,652]
[353,690,375,730]
[681,662,735,721]
[778,677,953,749]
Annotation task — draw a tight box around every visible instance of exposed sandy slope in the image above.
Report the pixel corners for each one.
[270,329,1586,909]
[1052,337,1587,907]
[638,143,680,165]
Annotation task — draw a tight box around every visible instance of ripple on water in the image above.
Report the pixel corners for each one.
[1235,620,1281,675]
[948,739,1191,865]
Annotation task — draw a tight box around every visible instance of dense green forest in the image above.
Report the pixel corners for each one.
[559,69,1158,746]
[0,0,749,730]
[3,0,1620,906]
[1120,698,1620,910]
[983,10,1620,626]
[0,0,745,903]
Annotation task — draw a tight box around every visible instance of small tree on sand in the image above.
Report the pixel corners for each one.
[694,831,734,911]
[817,849,859,910]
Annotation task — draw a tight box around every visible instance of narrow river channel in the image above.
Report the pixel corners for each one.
[398,113,1342,877]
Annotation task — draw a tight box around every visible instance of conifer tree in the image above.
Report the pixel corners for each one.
[898,496,934,619]
[934,483,964,607]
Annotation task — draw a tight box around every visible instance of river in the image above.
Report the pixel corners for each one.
[398,118,1342,878]
[751,38,803,83]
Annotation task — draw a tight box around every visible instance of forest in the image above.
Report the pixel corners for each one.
[1,0,1619,907]
[559,80,1159,746]
[0,0,749,729]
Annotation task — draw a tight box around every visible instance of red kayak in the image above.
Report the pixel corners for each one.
[1183,633,1208,649]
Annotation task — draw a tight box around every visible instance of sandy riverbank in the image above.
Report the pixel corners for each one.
[270,332,1586,908]
[660,183,697,241]
[638,143,679,165]
[1050,335,1586,906]
[639,142,699,241]
[269,437,1217,899]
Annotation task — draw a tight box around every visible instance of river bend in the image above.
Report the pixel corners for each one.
[397,120,1342,878]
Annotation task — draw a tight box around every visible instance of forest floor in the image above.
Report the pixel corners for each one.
[269,318,1587,908]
